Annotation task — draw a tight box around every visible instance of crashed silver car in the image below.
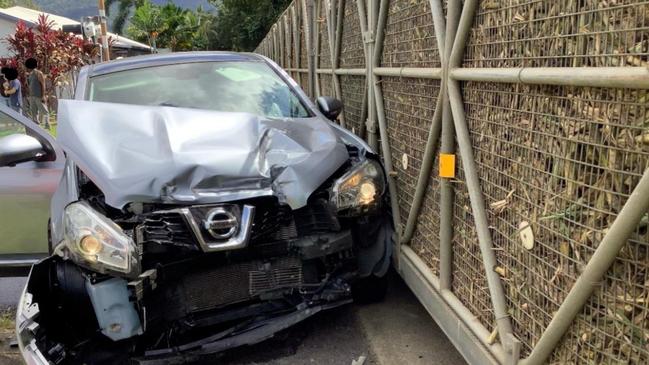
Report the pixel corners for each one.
[4,52,392,364]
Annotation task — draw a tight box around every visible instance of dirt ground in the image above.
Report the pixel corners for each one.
[0,309,20,365]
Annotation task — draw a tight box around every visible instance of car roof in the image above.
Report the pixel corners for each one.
[86,51,266,77]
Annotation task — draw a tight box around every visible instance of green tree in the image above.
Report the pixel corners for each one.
[126,0,164,50]
[0,0,39,9]
[209,0,291,52]
[157,2,188,50]
[164,5,214,51]
[126,1,214,51]
[185,6,215,50]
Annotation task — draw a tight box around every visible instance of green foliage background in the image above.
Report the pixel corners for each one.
[208,0,292,51]
[0,0,292,52]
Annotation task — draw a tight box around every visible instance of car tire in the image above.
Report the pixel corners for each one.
[352,273,388,304]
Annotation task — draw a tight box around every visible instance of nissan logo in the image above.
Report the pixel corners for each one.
[203,207,239,240]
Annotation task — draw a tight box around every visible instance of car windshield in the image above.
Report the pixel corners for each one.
[88,61,311,118]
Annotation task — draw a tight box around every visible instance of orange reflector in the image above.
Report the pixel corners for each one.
[439,153,456,178]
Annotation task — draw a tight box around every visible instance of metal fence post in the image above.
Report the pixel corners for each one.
[315,0,322,96]
[325,0,346,124]
[398,0,446,245]
[280,20,286,67]
[356,0,378,150]
[304,0,317,98]
[291,4,301,85]
[367,0,378,151]
[371,0,402,268]
[438,0,460,292]
[447,0,515,354]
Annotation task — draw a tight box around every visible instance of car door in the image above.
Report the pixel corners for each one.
[0,104,63,270]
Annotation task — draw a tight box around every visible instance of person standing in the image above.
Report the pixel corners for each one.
[0,67,10,107]
[25,58,49,128]
[3,67,22,114]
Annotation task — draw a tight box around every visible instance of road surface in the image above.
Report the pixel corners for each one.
[1,271,465,365]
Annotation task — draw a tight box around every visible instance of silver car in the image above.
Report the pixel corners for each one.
[3,52,392,365]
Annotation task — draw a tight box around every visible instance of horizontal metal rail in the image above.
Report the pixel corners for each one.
[287,67,649,90]
[374,67,442,79]
[451,67,649,89]
[333,68,366,76]
[287,68,366,76]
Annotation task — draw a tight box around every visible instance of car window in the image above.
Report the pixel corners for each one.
[88,61,311,118]
[0,110,26,138]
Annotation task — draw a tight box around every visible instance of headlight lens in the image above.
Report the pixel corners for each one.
[332,159,385,214]
[63,202,140,277]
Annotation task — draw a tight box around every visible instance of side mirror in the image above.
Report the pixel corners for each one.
[316,96,344,121]
[0,134,46,167]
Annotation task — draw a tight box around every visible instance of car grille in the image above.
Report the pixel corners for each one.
[250,203,295,243]
[139,212,197,249]
[138,199,340,250]
[181,257,303,312]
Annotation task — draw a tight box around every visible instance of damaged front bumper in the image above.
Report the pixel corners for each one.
[16,262,350,365]
[16,284,49,365]
[15,218,391,365]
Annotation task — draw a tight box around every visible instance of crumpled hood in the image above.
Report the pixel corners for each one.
[57,100,349,209]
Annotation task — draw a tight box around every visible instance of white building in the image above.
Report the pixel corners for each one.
[0,6,151,58]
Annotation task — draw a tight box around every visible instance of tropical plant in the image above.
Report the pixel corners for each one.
[126,0,164,49]
[126,1,214,51]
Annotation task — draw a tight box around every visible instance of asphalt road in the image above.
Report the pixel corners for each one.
[0,277,26,310]
[0,272,465,365]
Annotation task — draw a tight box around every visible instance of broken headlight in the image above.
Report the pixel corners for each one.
[62,202,140,277]
[331,159,385,215]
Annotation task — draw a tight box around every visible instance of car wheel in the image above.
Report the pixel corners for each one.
[352,273,388,304]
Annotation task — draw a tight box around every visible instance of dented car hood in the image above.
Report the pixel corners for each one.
[56,100,349,209]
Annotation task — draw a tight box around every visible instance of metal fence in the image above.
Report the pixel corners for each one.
[256,1,649,364]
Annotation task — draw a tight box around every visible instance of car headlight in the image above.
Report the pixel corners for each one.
[63,202,140,277]
[331,159,386,215]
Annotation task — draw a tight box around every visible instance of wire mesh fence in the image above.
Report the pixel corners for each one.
[319,73,335,98]
[463,81,649,361]
[382,76,441,232]
[464,0,649,68]
[318,2,332,69]
[257,1,649,363]
[452,157,496,331]
[339,74,366,137]
[340,0,365,68]
[381,0,441,68]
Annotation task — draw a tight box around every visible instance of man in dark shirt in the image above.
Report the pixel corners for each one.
[25,58,49,128]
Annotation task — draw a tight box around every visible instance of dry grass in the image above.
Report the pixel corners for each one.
[0,310,13,332]
[464,0,649,68]
[0,309,20,365]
